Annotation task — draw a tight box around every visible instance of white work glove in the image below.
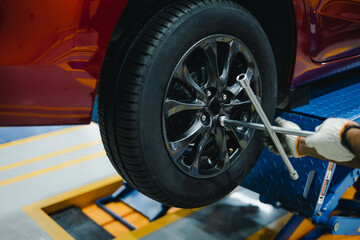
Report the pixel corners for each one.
[264,117,303,158]
[306,118,357,162]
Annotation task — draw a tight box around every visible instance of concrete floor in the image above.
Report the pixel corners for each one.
[141,187,288,240]
[0,123,288,240]
[0,124,118,239]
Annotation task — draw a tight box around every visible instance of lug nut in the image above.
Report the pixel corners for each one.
[222,94,228,101]
[218,115,226,127]
[201,115,207,122]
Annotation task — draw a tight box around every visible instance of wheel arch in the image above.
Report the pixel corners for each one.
[232,0,297,108]
[100,0,296,107]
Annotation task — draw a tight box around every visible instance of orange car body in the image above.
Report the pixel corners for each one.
[0,0,359,126]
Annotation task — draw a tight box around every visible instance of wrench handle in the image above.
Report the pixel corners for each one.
[223,120,314,137]
[237,74,299,180]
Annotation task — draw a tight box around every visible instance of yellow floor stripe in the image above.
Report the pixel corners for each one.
[246,213,293,240]
[0,151,106,187]
[0,124,92,149]
[22,173,198,240]
[22,175,122,240]
[0,139,102,172]
[117,208,201,240]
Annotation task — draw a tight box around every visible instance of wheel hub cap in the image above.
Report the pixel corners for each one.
[208,98,222,115]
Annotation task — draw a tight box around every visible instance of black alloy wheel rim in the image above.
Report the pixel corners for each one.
[162,34,262,179]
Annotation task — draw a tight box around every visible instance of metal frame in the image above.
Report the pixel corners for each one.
[241,111,360,238]
[96,182,170,230]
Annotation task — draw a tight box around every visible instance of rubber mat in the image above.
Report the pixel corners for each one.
[50,206,114,240]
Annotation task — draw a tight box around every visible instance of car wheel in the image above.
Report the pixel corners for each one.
[99,0,277,208]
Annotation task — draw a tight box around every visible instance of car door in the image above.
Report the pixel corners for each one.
[0,0,125,126]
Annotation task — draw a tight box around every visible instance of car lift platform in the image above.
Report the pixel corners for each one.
[241,78,360,239]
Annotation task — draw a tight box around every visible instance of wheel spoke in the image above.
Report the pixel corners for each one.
[223,99,251,112]
[227,82,242,97]
[174,64,206,99]
[214,127,230,169]
[164,99,206,117]
[169,121,208,160]
[201,38,219,88]
[229,126,251,150]
[189,127,211,175]
[219,40,238,89]
[245,66,254,82]
[227,66,255,97]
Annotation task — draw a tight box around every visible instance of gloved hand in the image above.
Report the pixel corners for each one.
[264,117,303,158]
[305,118,357,162]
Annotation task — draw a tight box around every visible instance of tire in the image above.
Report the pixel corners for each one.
[99,0,277,208]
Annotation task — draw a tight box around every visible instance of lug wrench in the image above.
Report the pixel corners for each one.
[220,120,314,137]
[219,73,314,180]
